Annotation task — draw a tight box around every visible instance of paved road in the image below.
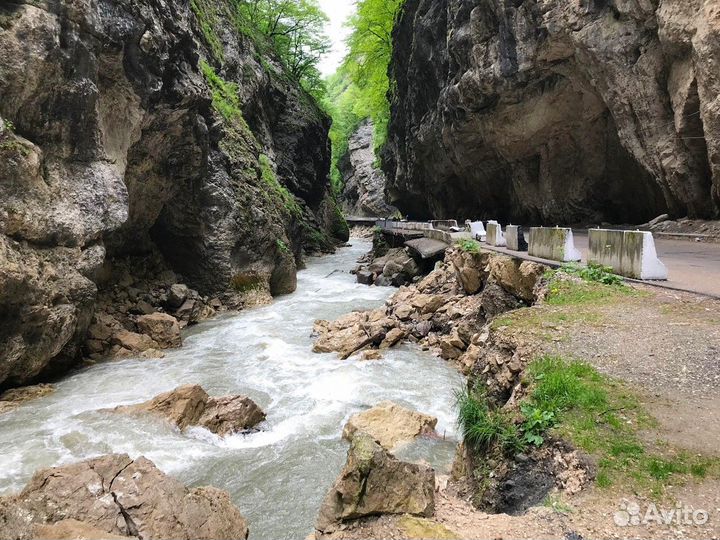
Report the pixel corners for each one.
[483,230,720,298]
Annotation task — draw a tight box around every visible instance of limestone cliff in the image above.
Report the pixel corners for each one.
[340,121,398,218]
[0,0,346,388]
[384,0,720,224]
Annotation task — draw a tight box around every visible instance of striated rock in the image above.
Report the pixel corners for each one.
[112,385,265,436]
[0,0,344,389]
[449,250,490,295]
[385,0,720,223]
[340,121,398,218]
[315,433,435,533]
[488,257,547,303]
[136,313,182,349]
[313,311,390,359]
[342,401,438,450]
[0,454,249,540]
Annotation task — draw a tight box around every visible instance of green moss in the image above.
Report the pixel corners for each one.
[230,271,265,292]
[200,61,248,127]
[258,154,302,218]
[276,239,290,254]
[190,0,225,62]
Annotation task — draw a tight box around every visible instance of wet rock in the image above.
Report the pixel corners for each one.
[315,433,435,533]
[0,384,55,415]
[356,270,374,285]
[342,401,438,451]
[313,312,389,359]
[0,454,249,539]
[32,520,131,540]
[111,385,265,436]
[167,284,189,310]
[136,313,182,349]
[379,328,406,349]
[111,330,159,353]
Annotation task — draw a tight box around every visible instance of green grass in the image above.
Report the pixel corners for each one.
[545,278,635,306]
[455,385,525,455]
[457,239,481,254]
[524,356,719,495]
[558,262,624,285]
[200,61,249,128]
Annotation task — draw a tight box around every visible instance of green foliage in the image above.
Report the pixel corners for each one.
[191,0,225,61]
[232,0,330,97]
[457,239,481,254]
[3,118,14,132]
[200,60,249,128]
[276,239,290,254]
[559,262,624,286]
[258,154,302,218]
[519,404,556,447]
[324,0,404,190]
[455,385,525,455]
[524,356,719,493]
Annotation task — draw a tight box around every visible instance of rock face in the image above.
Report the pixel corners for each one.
[342,401,438,451]
[384,0,720,223]
[0,454,249,540]
[0,0,346,388]
[340,121,398,218]
[112,385,266,436]
[315,433,435,533]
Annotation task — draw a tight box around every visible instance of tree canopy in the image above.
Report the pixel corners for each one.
[324,0,404,192]
[233,0,331,96]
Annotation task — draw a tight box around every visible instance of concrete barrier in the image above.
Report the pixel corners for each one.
[486,221,506,247]
[465,220,487,242]
[431,220,459,231]
[506,225,528,252]
[588,229,668,280]
[529,227,581,262]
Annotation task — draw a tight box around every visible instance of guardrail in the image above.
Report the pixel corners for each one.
[589,229,668,280]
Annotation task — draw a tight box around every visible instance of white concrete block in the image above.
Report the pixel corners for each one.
[529,227,582,262]
[465,220,487,242]
[588,229,668,280]
[486,221,507,247]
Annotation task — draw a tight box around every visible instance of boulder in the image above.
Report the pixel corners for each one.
[449,249,490,295]
[315,433,435,533]
[313,312,386,359]
[136,313,182,349]
[488,256,547,303]
[111,385,265,436]
[111,330,159,353]
[342,401,438,450]
[356,270,374,285]
[379,327,405,349]
[0,454,249,540]
[167,284,189,309]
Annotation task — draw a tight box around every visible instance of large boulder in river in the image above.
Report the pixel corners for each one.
[0,454,249,540]
[315,433,435,533]
[136,313,182,349]
[313,309,395,359]
[112,385,265,436]
[342,401,438,451]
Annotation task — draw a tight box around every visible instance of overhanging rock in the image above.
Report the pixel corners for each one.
[529,227,582,262]
[588,229,668,280]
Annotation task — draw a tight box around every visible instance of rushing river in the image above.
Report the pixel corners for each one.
[0,239,463,540]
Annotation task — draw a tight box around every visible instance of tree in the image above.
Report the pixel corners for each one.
[233,0,330,95]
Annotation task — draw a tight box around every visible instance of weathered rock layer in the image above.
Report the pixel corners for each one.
[384,0,720,224]
[0,0,346,388]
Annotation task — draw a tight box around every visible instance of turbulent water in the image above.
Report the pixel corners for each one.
[0,240,463,540]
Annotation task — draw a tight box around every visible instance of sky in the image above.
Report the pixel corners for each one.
[317,0,356,76]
